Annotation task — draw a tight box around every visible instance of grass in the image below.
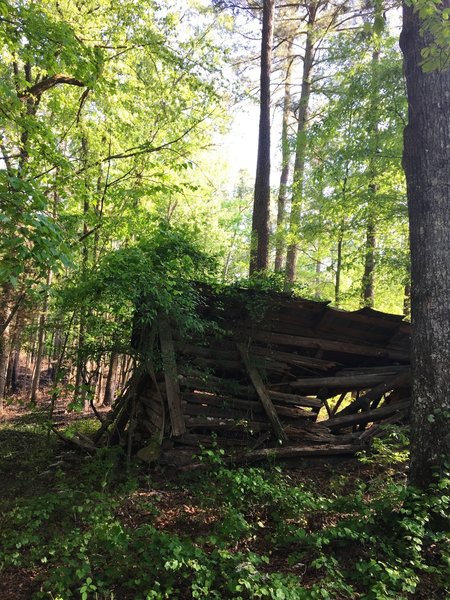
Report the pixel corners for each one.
[0,409,449,599]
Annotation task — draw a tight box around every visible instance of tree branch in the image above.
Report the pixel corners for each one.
[18,74,85,99]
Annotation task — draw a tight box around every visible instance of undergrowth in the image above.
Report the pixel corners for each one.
[0,419,449,599]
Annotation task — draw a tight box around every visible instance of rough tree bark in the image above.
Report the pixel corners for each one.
[249,0,275,274]
[400,0,450,488]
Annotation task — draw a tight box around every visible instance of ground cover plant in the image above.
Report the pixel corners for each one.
[0,408,449,599]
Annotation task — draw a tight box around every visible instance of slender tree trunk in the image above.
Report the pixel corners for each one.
[285,19,315,284]
[335,230,344,306]
[0,286,13,410]
[249,0,275,274]
[361,213,376,307]
[400,0,450,488]
[75,136,90,411]
[274,40,294,272]
[103,351,118,406]
[361,41,381,307]
[6,312,22,395]
[11,337,21,393]
[30,270,52,404]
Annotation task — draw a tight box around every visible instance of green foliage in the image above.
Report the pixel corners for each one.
[294,30,408,310]
[1,418,449,600]
[358,425,410,470]
[409,0,450,71]
[59,220,218,361]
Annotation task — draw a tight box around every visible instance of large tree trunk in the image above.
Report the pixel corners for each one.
[274,40,294,273]
[284,18,315,284]
[249,0,275,274]
[400,1,450,488]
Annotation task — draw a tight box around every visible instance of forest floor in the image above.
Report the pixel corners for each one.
[0,397,449,600]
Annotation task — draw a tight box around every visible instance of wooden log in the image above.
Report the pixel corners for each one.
[143,404,164,427]
[140,394,163,415]
[268,390,322,409]
[237,343,288,443]
[183,387,321,410]
[158,316,186,436]
[330,392,347,417]
[340,365,410,374]
[325,399,410,431]
[184,356,243,372]
[238,444,361,462]
[358,409,410,442]
[174,341,240,362]
[177,375,257,399]
[183,391,258,411]
[183,393,315,420]
[239,329,409,362]
[185,415,269,433]
[183,402,252,420]
[335,371,410,417]
[252,346,342,371]
[290,373,388,390]
[173,432,249,447]
[175,343,290,375]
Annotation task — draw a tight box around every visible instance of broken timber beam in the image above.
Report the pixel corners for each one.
[325,399,410,431]
[335,371,410,416]
[239,444,360,463]
[240,330,409,362]
[291,373,388,390]
[237,342,288,443]
[158,315,186,436]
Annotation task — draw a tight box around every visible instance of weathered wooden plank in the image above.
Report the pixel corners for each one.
[330,392,347,417]
[335,371,410,416]
[268,390,322,409]
[325,399,410,431]
[358,409,410,442]
[251,346,341,370]
[237,343,288,443]
[174,341,240,361]
[158,315,186,436]
[239,330,409,362]
[174,433,249,448]
[240,444,361,462]
[185,415,269,432]
[183,392,315,420]
[183,402,252,420]
[175,344,290,375]
[290,373,388,390]
[177,375,257,400]
[340,365,409,374]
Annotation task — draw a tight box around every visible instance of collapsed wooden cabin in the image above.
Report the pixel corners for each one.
[95,287,411,466]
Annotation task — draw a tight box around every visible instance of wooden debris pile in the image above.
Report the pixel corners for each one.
[96,287,411,466]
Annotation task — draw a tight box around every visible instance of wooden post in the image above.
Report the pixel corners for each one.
[158,316,185,437]
[237,342,288,443]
